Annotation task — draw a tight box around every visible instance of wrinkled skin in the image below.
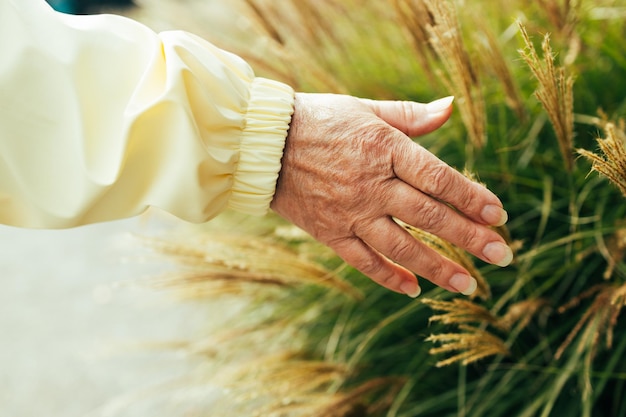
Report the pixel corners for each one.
[271,93,512,297]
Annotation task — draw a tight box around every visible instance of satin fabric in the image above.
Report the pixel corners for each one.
[0,0,294,227]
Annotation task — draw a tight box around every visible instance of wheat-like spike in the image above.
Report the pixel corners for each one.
[603,225,626,279]
[202,353,350,416]
[424,0,486,148]
[558,284,606,314]
[242,0,284,45]
[476,27,527,121]
[422,298,499,326]
[519,22,575,171]
[402,222,491,299]
[497,298,551,332]
[426,325,509,367]
[606,284,626,348]
[598,125,626,180]
[536,0,580,40]
[138,233,361,299]
[556,283,626,360]
[578,123,626,197]
[390,0,436,81]
[311,377,405,417]
[227,0,350,93]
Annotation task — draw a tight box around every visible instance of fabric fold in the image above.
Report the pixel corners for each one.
[229,78,295,215]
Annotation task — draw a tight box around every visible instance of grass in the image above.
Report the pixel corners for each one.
[123,0,626,415]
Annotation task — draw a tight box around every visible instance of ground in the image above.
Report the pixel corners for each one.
[0,213,213,416]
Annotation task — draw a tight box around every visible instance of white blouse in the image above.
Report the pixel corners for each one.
[0,0,295,227]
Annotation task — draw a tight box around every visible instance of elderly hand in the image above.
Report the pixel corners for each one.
[271,93,512,298]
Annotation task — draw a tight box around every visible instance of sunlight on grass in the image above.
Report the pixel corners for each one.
[126,0,626,415]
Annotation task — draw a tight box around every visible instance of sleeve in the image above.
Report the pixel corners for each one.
[0,0,295,228]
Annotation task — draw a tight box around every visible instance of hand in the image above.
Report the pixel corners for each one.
[271,93,512,297]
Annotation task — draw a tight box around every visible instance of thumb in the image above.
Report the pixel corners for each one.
[361,96,454,137]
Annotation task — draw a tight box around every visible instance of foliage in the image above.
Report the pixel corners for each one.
[132,0,626,416]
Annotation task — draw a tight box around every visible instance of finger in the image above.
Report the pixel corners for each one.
[328,236,422,298]
[356,217,478,295]
[360,96,454,137]
[392,140,508,227]
[388,180,513,267]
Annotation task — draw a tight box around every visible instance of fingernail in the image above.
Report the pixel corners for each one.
[482,242,514,267]
[481,205,508,226]
[449,273,477,296]
[400,281,421,298]
[426,96,454,114]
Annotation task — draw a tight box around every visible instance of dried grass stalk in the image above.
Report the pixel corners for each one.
[423,297,549,367]
[402,222,491,300]
[425,0,486,148]
[422,298,499,327]
[578,122,626,198]
[497,298,550,332]
[536,0,580,39]
[201,352,403,417]
[476,27,527,121]
[603,224,626,279]
[138,233,360,299]
[311,377,405,417]
[555,283,626,360]
[235,0,350,93]
[390,0,436,79]
[519,22,575,171]
[426,325,510,367]
[424,297,548,333]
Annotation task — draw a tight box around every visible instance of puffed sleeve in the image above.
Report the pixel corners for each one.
[0,0,294,228]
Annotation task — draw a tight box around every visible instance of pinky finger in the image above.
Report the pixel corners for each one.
[328,236,422,298]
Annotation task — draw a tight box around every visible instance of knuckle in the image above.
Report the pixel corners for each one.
[358,254,382,275]
[457,225,480,249]
[416,200,446,232]
[377,269,401,288]
[422,260,445,283]
[399,101,417,128]
[452,182,473,212]
[426,163,454,197]
[388,239,415,262]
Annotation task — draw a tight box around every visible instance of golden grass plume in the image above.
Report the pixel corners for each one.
[476,26,527,122]
[424,0,486,148]
[137,231,360,299]
[402,222,491,300]
[423,297,549,366]
[425,324,510,367]
[423,297,549,333]
[389,0,436,80]
[556,282,626,360]
[578,122,626,198]
[519,22,575,171]
[422,298,499,328]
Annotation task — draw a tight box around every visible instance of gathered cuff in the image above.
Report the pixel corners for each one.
[228,77,295,215]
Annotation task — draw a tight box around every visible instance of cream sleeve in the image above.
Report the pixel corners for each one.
[0,0,294,228]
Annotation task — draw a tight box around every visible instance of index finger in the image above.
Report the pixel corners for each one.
[392,139,508,227]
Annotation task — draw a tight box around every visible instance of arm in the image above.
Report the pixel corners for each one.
[0,0,293,227]
[1,0,512,297]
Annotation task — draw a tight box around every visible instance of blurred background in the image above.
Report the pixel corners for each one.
[3,2,242,416]
[0,214,198,417]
